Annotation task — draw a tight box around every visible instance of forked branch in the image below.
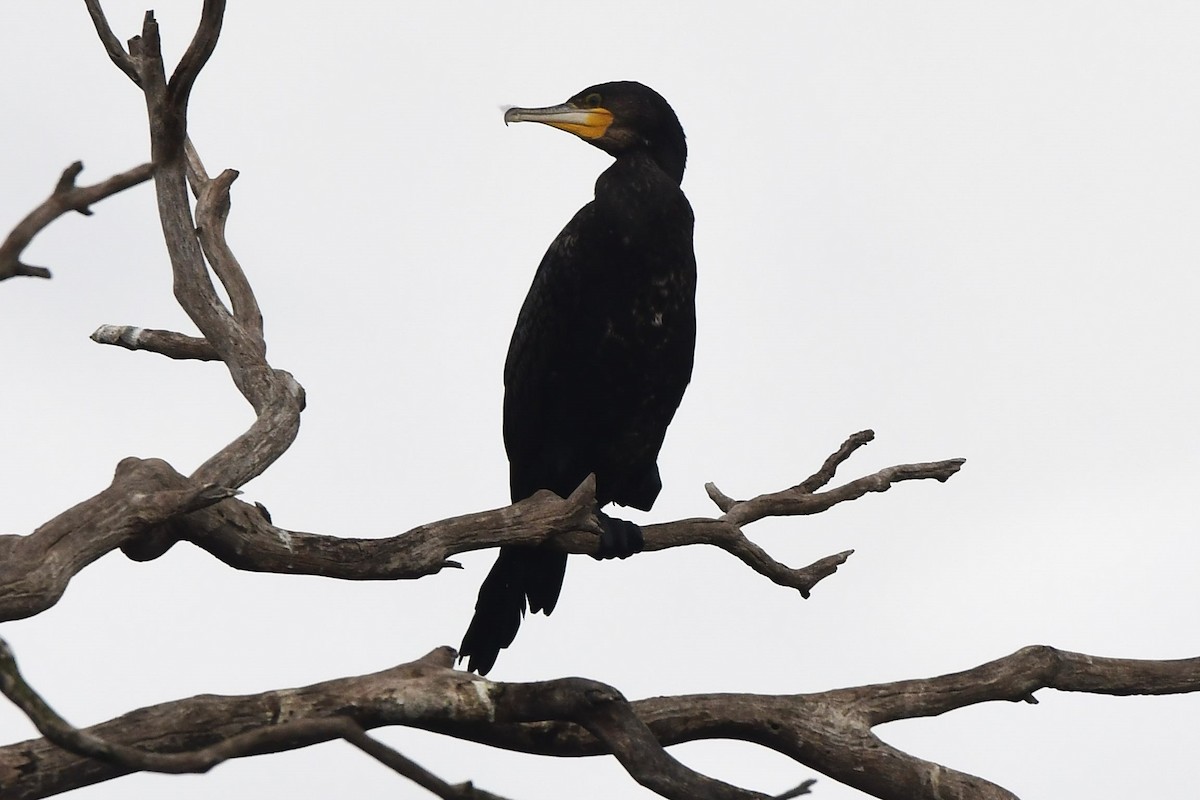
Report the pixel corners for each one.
[0,161,154,280]
[707,429,965,526]
[0,436,961,623]
[3,642,1196,800]
[0,638,514,800]
[0,645,774,800]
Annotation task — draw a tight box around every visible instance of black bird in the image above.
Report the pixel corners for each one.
[459,82,696,675]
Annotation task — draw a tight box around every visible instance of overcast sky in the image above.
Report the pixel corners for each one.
[2,2,1198,798]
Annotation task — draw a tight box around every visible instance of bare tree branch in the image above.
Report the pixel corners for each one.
[187,138,264,341]
[83,0,140,86]
[707,431,965,527]
[794,428,876,492]
[3,643,1195,800]
[772,781,817,800]
[0,162,154,281]
[845,644,1200,725]
[342,728,516,800]
[90,324,219,360]
[0,637,515,798]
[82,6,304,491]
[0,437,952,623]
[639,517,854,598]
[0,459,235,622]
[167,0,226,114]
[0,632,342,773]
[0,647,780,800]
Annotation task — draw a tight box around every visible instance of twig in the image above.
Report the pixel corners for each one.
[772,780,817,799]
[637,518,854,598]
[708,432,965,527]
[167,0,226,113]
[793,429,875,493]
[192,165,266,346]
[343,728,514,800]
[83,0,141,86]
[90,325,219,360]
[0,162,154,280]
[705,430,878,513]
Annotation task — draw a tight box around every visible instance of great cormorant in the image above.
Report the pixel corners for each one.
[459,81,696,675]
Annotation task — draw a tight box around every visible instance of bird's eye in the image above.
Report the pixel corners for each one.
[583,93,602,108]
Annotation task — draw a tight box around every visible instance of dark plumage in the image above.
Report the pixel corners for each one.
[459,82,696,675]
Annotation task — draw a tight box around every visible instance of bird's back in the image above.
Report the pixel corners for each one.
[504,152,696,510]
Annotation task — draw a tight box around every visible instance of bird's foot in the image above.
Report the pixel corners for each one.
[593,511,645,560]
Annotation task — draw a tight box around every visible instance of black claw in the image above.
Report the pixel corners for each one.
[594,512,645,560]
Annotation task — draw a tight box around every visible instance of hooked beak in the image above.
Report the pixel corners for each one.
[503,103,614,140]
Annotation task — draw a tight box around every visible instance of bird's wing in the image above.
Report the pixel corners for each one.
[503,201,601,502]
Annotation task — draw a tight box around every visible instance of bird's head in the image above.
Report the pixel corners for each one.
[503,81,687,183]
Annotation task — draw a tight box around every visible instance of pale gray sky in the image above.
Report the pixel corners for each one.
[2,2,1198,798]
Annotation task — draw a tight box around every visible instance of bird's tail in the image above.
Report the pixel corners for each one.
[458,546,568,675]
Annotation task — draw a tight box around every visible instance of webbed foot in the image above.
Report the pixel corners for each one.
[593,511,645,560]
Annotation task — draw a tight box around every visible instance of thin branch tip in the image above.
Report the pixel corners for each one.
[565,473,598,506]
[15,264,52,280]
[1,160,153,281]
[704,481,736,512]
[55,162,85,191]
[939,457,967,481]
[773,779,817,799]
[90,324,219,361]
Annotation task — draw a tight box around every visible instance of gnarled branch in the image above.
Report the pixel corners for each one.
[0,161,154,281]
[0,437,959,623]
[0,637,514,799]
[3,643,1195,800]
[0,645,777,800]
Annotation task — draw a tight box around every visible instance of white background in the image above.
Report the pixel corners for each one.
[1,2,1197,798]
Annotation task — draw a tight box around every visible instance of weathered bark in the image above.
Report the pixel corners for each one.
[2,643,1195,800]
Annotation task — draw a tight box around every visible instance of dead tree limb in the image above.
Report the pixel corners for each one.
[89,324,219,360]
[0,637,514,800]
[0,645,775,800]
[0,161,154,280]
[0,439,960,622]
[2,643,1196,800]
[707,429,964,526]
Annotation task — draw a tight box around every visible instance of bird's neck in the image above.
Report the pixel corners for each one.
[649,143,687,185]
[610,146,686,187]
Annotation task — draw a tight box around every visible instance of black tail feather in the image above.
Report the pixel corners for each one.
[459,546,568,675]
